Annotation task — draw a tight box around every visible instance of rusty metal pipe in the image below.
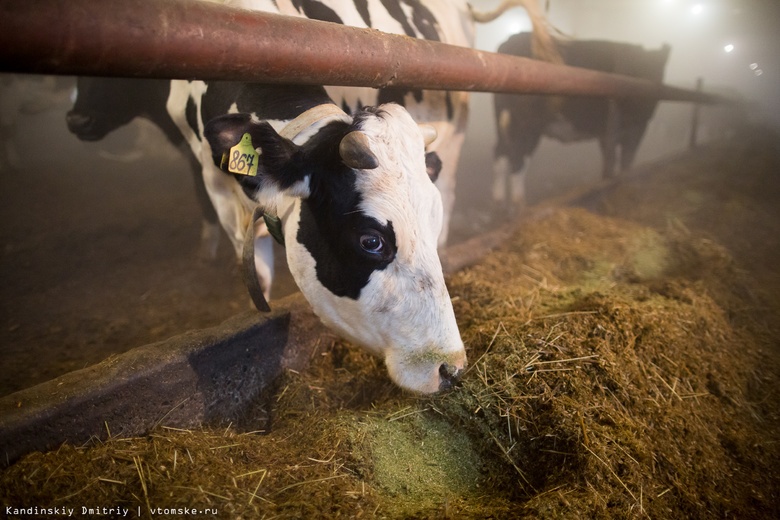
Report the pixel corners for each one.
[0,0,721,103]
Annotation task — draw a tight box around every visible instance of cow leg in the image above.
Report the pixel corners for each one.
[433,127,465,248]
[491,155,510,203]
[618,124,647,174]
[599,138,617,179]
[509,160,530,208]
[199,150,251,262]
[492,154,530,213]
[419,91,470,248]
[198,219,222,262]
[183,144,221,261]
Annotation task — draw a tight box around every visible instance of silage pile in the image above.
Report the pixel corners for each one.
[444,207,780,517]
[2,136,780,518]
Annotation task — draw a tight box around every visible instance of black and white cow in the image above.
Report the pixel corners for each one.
[172,0,473,265]
[66,77,222,259]
[491,32,671,206]
[163,0,480,393]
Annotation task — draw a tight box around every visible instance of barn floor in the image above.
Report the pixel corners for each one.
[2,123,779,517]
[0,109,299,397]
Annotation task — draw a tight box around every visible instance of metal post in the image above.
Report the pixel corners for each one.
[0,0,724,104]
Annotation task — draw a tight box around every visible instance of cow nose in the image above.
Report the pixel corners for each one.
[65,111,92,131]
[438,363,463,391]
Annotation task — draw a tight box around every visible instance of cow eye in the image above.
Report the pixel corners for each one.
[359,232,384,254]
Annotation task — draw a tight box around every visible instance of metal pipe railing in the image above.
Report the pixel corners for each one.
[0,0,723,104]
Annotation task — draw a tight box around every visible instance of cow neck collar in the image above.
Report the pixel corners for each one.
[260,103,350,247]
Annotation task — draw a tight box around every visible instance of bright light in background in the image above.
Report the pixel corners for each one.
[471,2,531,56]
[724,44,734,53]
[691,3,704,15]
[508,20,527,35]
[656,0,678,13]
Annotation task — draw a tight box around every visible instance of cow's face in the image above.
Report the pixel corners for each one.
[204,103,465,394]
[66,77,168,141]
[66,78,134,140]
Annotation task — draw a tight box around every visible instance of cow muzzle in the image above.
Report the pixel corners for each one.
[65,111,102,140]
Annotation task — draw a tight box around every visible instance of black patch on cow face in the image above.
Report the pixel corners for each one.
[204,102,402,300]
[294,121,398,299]
[298,203,397,299]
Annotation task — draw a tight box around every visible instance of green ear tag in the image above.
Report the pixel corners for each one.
[227,133,259,176]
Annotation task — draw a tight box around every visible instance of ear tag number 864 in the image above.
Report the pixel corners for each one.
[227,133,258,176]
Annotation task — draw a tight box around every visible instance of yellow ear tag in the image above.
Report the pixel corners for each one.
[226,133,259,176]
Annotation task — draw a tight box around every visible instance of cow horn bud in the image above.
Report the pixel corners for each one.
[419,124,437,146]
[339,131,379,170]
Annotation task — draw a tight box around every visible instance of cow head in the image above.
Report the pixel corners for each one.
[66,77,171,141]
[204,103,466,394]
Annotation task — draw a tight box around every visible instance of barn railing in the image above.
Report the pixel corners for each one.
[0,0,723,104]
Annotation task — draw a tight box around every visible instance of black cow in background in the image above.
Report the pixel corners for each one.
[491,32,671,207]
[66,77,221,259]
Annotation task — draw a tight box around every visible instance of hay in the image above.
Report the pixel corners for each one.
[443,208,779,517]
[2,134,780,518]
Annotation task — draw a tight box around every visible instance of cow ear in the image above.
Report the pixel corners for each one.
[204,113,307,198]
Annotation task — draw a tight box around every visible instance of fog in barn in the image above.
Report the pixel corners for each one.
[1,0,780,518]
[456,0,780,215]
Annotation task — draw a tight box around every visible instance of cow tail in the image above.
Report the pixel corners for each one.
[469,0,564,65]
[472,0,566,115]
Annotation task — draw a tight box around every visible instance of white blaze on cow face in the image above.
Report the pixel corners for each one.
[204,103,466,394]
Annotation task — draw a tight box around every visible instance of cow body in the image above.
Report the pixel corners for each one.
[169,0,472,268]
[166,0,473,393]
[66,77,222,259]
[492,32,671,205]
